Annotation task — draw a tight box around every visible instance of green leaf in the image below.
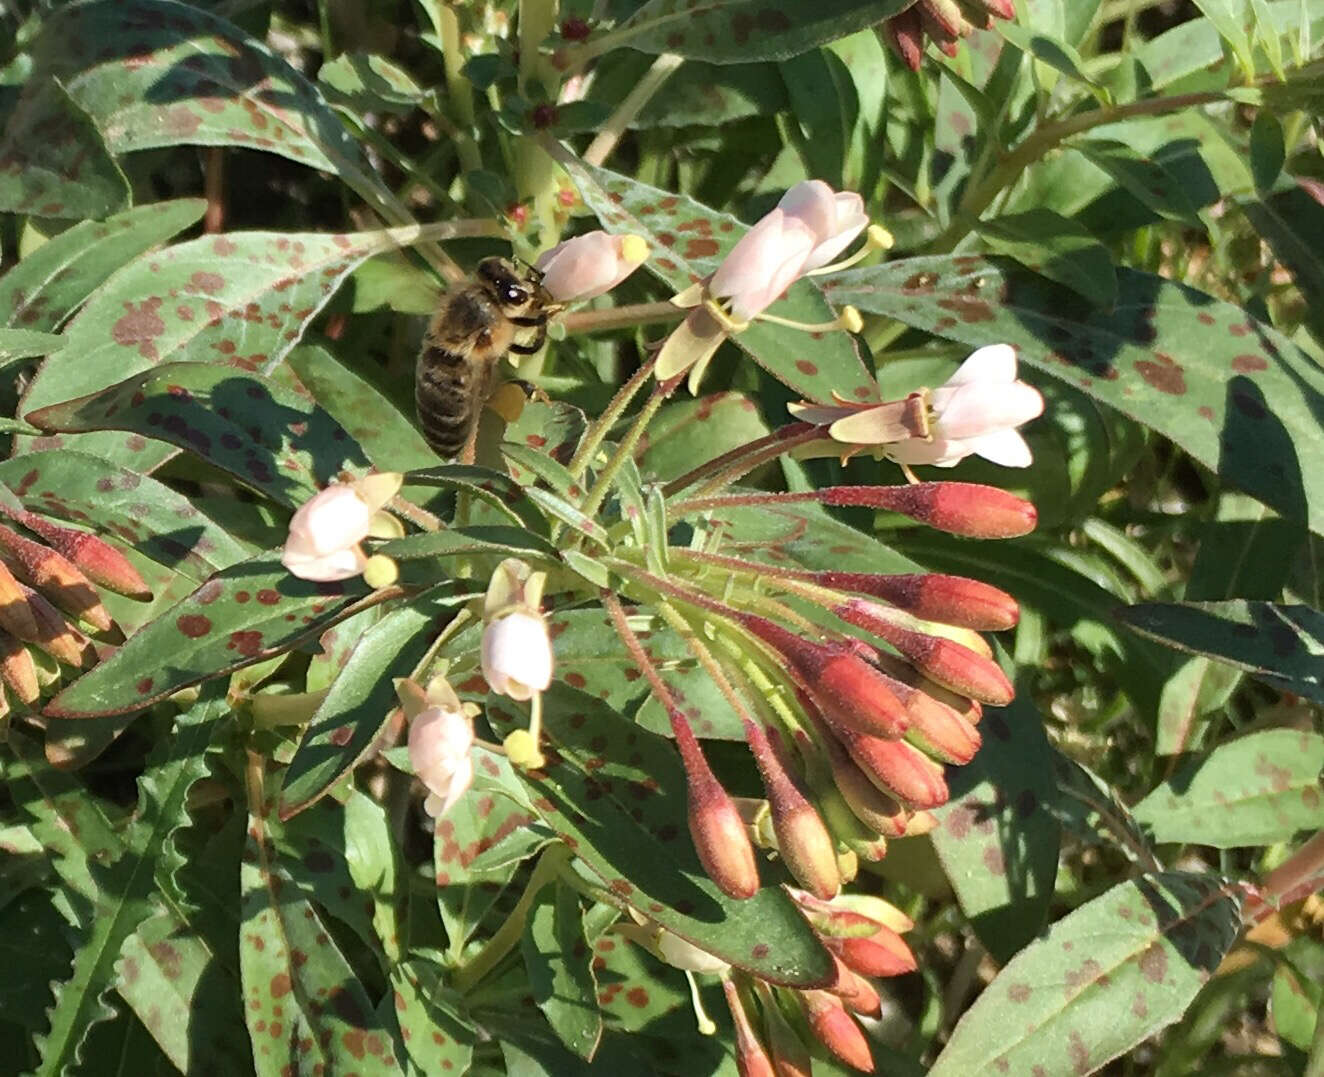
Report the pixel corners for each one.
[30,692,221,1076]
[488,684,834,988]
[1072,139,1205,227]
[35,0,385,192]
[280,588,460,818]
[638,393,771,483]
[0,77,128,218]
[585,55,788,129]
[1133,729,1324,847]
[382,526,559,564]
[319,53,429,113]
[46,551,375,717]
[391,963,476,1077]
[0,329,63,367]
[18,225,406,471]
[608,0,912,63]
[1249,111,1285,191]
[1243,182,1324,343]
[930,872,1241,1076]
[558,157,878,405]
[0,200,205,331]
[25,362,369,508]
[1118,600,1324,703]
[825,256,1324,538]
[240,800,404,1076]
[521,884,604,1060]
[976,209,1117,308]
[930,695,1061,964]
[997,21,1106,97]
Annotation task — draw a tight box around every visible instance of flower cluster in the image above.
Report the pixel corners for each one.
[882,0,1016,71]
[0,485,149,721]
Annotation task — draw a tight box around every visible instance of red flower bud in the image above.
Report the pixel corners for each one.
[745,721,840,899]
[0,629,39,704]
[755,983,813,1077]
[800,990,874,1072]
[743,617,909,739]
[904,690,981,764]
[976,0,1015,18]
[881,7,925,70]
[560,16,591,40]
[724,979,777,1077]
[821,482,1035,539]
[836,600,1012,705]
[825,925,918,979]
[822,572,1018,632]
[828,953,883,1018]
[0,523,111,631]
[4,509,150,599]
[920,0,971,38]
[836,727,948,809]
[815,723,916,837]
[0,561,41,642]
[671,711,760,899]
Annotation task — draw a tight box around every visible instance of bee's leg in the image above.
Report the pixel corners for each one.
[508,322,548,355]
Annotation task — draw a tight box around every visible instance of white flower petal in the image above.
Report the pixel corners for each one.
[482,610,554,700]
[884,436,971,467]
[281,544,368,581]
[965,428,1034,467]
[946,343,1018,388]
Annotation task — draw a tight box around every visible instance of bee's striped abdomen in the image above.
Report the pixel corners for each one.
[415,342,487,459]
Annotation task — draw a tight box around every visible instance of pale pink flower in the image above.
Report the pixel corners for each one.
[408,703,475,818]
[708,210,818,322]
[833,344,1043,468]
[778,180,868,270]
[536,231,648,302]
[281,484,372,581]
[482,610,554,700]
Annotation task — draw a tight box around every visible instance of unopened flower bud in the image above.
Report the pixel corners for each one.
[3,509,150,599]
[825,924,918,979]
[904,690,982,765]
[745,721,839,899]
[0,561,40,642]
[20,586,92,667]
[723,980,777,1077]
[281,483,373,581]
[755,982,813,1077]
[408,695,474,819]
[0,524,110,632]
[827,953,883,1018]
[836,726,949,809]
[881,6,925,70]
[823,572,1018,632]
[821,730,917,837]
[919,0,972,38]
[820,482,1036,538]
[800,990,874,1072]
[741,617,908,739]
[536,230,649,303]
[672,712,760,899]
[0,630,39,704]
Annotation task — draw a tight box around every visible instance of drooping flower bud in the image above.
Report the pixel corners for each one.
[903,690,982,765]
[799,990,874,1072]
[404,676,475,819]
[0,561,41,642]
[672,711,760,899]
[811,571,1018,632]
[21,586,92,667]
[481,610,554,700]
[881,5,925,70]
[0,523,111,631]
[724,979,777,1077]
[817,726,918,837]
[835,725,949,809]
[744,721,839,900]
[281,483,373,582]
[825,924,918,979]
[535,230,649,302]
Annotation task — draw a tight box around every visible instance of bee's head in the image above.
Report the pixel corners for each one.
[476,257,549,314]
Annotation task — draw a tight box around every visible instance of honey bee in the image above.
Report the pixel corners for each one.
[415,257,561,459]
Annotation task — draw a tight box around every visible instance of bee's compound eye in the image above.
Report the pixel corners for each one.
[503,285,528,305]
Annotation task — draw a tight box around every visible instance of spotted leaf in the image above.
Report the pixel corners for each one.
[0,76,128,219]
[390,963,476,1077]
[25,362,369,509]
[521,883,604,1060]
[1132,729,1324,848]
[488,684,834,988]
[558,157,877,405]
[280,587,467,819]
[929,872,1241,1077]
[637,393,771,483]
[825,256,1324,537]
[18,226,409,472]
[930,695,1061,964]
[606,0,911,63]
[45,552,375,718]
[0,200,205,332]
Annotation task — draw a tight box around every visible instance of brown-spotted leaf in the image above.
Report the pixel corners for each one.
[487,684,834,988]
[26,363,368,508]
[46,552,375,717]
[0,76,129,219]
[559,157,877,405]
[607,0,911,63]
[929,872,1241,1076]
[825,256,1324,537]
[18,226,408,472]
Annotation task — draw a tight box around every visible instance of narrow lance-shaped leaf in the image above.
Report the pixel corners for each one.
[825,256,1324,538]
[1133,729,1324,848]
[521,883,604,1060]
[26,362,370,509]
[929,872,1242,1076]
